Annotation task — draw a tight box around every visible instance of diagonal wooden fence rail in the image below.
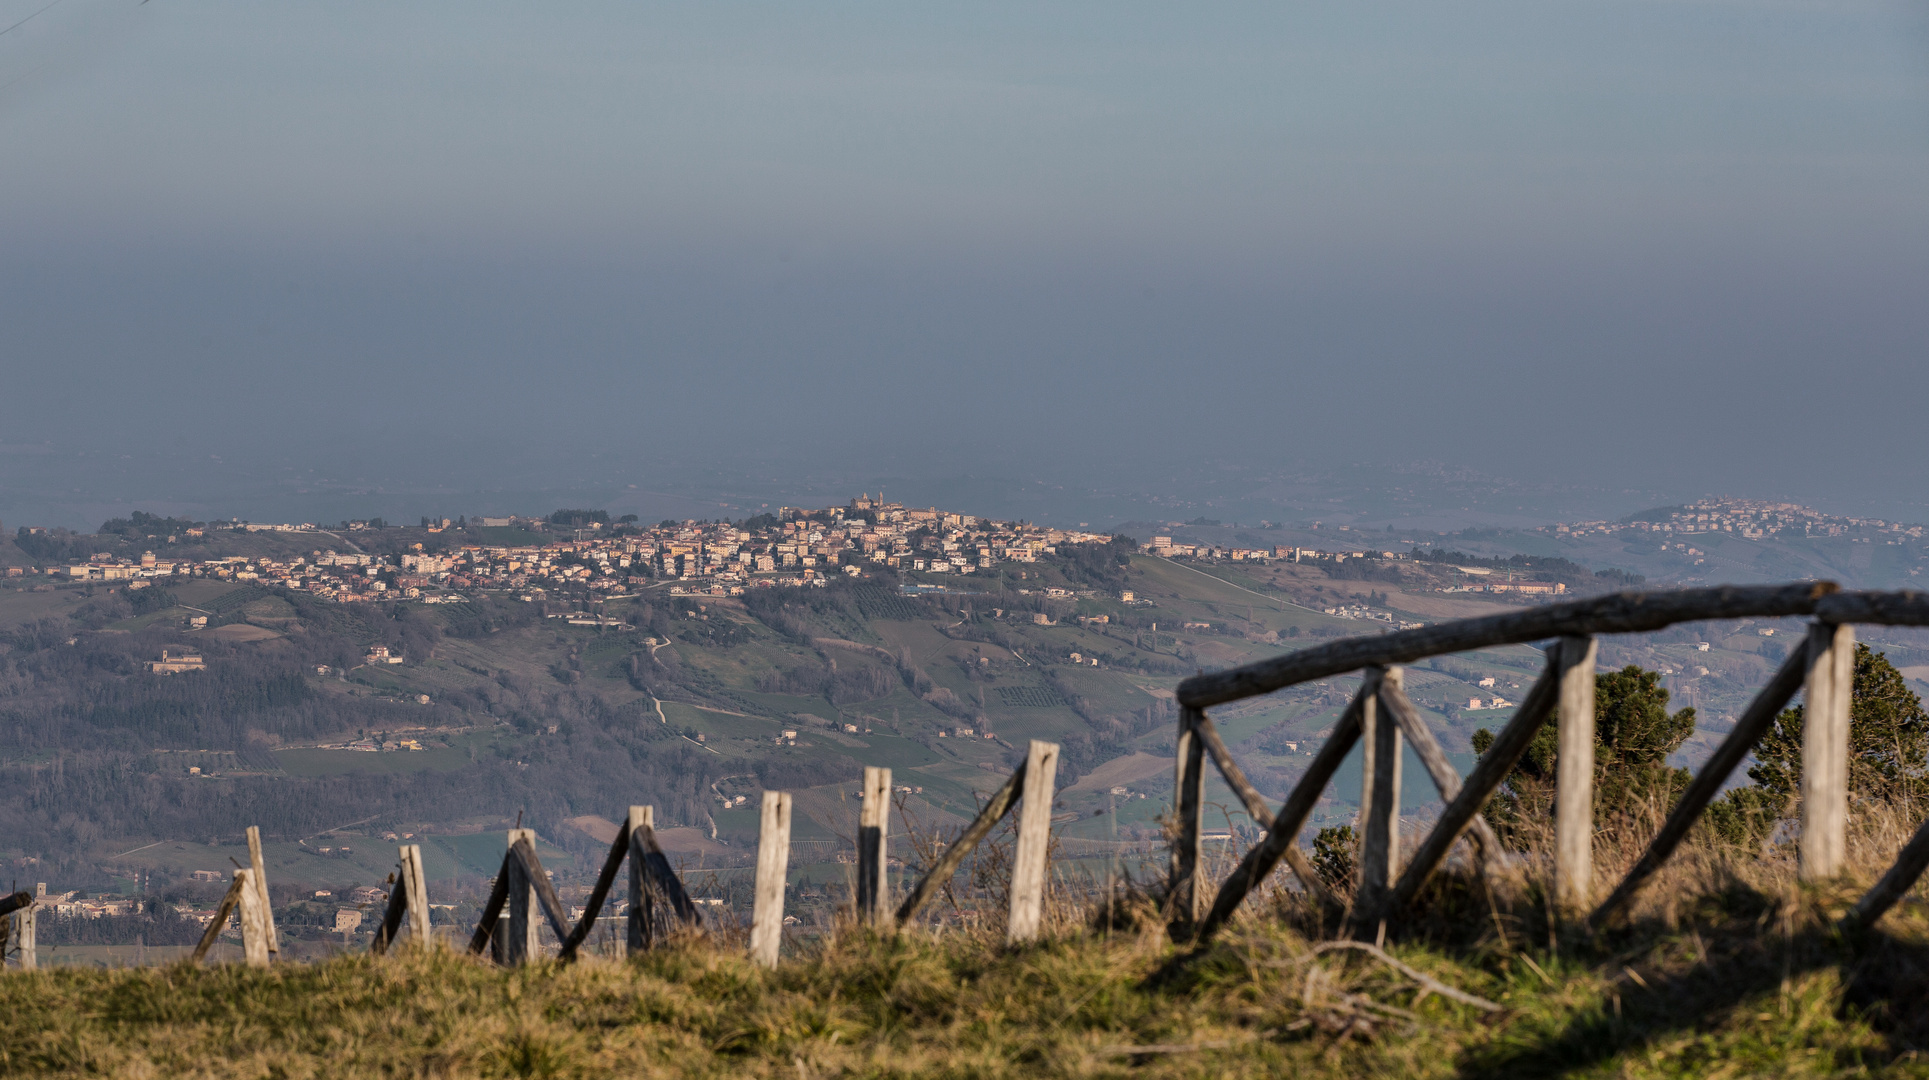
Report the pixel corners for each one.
[1167,584,1929,942]
[466,808,706,964]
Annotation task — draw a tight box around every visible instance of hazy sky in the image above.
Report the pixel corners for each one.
[2,0,1927,525]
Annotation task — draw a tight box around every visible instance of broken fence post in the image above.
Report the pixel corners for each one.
[752,790,793,968]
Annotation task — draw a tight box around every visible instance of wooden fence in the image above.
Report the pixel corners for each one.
[455,737,1064,966]
[1167,583,1929,941]
[122,739,1067,971]
[23,584,1929,971]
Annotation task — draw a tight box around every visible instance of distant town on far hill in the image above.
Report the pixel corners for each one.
[6,493,1924,613]
[5,495,1116,603]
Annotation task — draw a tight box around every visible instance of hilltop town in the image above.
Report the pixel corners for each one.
[1546,496,1927,544]
[8,495,1115,604]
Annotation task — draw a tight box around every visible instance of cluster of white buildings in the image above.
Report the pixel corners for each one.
[1140,535,1409,566]
[12,496,1114,605]
[1547,498,1926,543]
[1141,535,1288,561]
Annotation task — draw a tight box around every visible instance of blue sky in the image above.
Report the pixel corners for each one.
[2,0,1927,522]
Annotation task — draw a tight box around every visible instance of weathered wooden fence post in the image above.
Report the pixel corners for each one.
[751,791,792,968]
[1555,635,1598,912]
[402,845,432,951]
[245,825,279,957]
[1356,668,1398,928]
[14,898,34,971]
[502,827,539,964]
[235,867,270,968]
[373,844,434,956]
[1008,740,1061,943]
[627,806,656,954]
[1802,621,1855,880]
[1169,706,1207,924]
[857,766,893,925]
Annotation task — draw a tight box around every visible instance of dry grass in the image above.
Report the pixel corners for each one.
[7,804,1929,1078]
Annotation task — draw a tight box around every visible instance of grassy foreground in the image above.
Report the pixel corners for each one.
[4,878,1929,1079]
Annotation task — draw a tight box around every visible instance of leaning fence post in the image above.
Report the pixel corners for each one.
[1356,668,1398,927]
[503,827,539,964]
[245,825,279,956]
[751,791,792,968]
[1802,621,1855,880]
[1589,646,1810,928]
[1555,635,1598,912]
[627,806,655,954]
[1847,811,1929,928]
[190,876,245,964]
[1008,740,1061,943]
[1169,706,1208,924]
[893,765,1027,926]
[857,766,893,925]
[235,867,269,968]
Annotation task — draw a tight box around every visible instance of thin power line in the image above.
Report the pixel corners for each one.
[0,0,72,40]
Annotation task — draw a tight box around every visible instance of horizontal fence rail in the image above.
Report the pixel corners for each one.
[1167,584,1929,946]
[1177,583,1836,709]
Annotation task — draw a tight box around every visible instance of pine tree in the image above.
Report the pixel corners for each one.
[1708,644,1928,845]
[1472,664,1695,837]
[1310,825,1357,890]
